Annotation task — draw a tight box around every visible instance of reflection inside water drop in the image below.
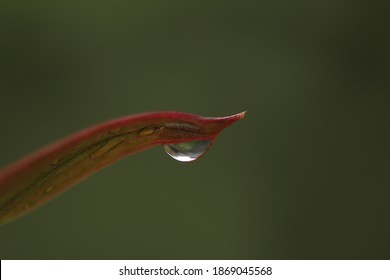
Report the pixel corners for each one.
[163,140,213,162]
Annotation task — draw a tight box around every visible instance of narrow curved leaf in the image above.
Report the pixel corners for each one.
[0,111,245,225]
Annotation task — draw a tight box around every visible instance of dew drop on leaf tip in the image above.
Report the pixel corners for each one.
[163,140,213,162]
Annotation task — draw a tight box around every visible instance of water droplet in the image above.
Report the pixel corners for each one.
[92,137,126,158]
[163,140,212,162]
[137,126,156,137]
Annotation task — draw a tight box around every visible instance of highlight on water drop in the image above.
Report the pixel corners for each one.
[162,140,213,162]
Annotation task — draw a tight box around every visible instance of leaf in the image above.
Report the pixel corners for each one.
[0,111,245,225]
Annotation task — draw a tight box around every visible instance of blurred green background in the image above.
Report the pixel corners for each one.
[0,1,389,259]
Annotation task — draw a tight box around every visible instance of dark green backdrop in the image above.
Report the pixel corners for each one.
[0,1,389,259]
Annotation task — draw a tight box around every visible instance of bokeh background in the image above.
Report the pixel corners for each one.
[0,1,389,259]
